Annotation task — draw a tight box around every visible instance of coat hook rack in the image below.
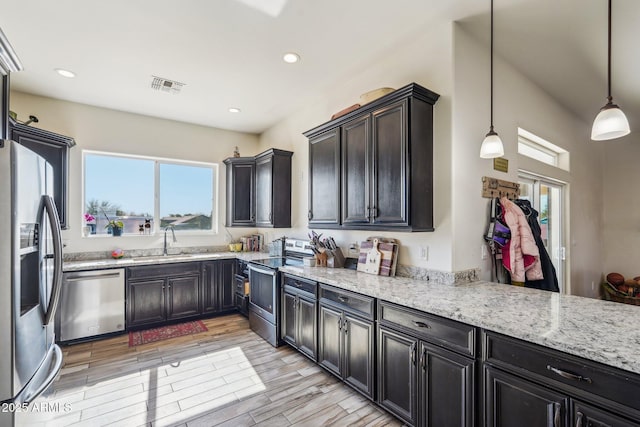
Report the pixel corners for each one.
[482,176,520,200]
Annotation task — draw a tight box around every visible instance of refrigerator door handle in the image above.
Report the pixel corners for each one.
[42,195,63,326]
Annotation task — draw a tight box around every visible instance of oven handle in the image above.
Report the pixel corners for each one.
[248,264,278,277]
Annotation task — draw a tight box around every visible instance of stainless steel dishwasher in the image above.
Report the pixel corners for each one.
[59,268,126,342]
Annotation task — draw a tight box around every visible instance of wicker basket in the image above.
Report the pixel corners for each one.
[602,281,640,306]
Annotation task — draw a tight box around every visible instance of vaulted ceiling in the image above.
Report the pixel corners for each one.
[1,0,637,135]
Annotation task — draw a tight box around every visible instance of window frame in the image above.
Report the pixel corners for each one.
[82,150,219,236]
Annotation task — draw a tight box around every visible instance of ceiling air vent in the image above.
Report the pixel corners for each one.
[150,76,185,94]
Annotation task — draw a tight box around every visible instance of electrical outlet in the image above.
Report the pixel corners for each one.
[481,245,488,260]
[591,281,595,291]
[420,246,428,260]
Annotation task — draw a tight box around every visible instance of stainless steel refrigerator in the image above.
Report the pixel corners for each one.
[0,140,64,426]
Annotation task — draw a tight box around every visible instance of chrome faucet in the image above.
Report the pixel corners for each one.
[163,225,177,256]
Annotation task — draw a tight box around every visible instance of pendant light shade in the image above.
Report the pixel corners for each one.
[481,129,505,158]
[591,0,630,141]
[591,102,630,140]
[480,0,504,159]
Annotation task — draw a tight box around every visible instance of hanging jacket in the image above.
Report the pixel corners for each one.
[500,197,543,283]
[514,199,559,292]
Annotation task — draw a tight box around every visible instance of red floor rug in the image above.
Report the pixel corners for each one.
[128,320,208,347]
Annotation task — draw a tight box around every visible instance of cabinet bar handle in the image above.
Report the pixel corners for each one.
[338,318,342,330]
[338,296,348,303]
[412,321,430,328]
[546,365,593,384]
[410,342,416,365]
[343,319,348,334]
[553,403,561,427]
[308,210,313,220]
[420,348,427,371]
[575,412,583,427]
[372,206,378,218]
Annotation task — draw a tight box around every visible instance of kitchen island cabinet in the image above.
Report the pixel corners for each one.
[304,83,440,231]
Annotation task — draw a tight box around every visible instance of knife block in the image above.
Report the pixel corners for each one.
[326,247,345,268]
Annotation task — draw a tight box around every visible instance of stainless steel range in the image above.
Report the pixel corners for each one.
[248,238,313,347]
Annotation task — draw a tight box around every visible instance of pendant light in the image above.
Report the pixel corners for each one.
[591,0,630,141]
[480,0,504,159]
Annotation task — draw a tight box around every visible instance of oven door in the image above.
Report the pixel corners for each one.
[248,264,278,324]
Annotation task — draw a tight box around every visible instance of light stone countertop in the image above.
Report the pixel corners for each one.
[63,254,640,376]
[62,251,268,271]
[279,265,640,376]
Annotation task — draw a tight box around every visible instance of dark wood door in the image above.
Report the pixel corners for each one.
[255,154,273,227]
[10,119,74,229]
[202,260,236,314]
[166,275,200,320]
[485,366,568,427]
[419,342,475,427]
[281,291,297,347]
[343,313,374,399]
[371,100,408,226]
[572,400,640,427]
[378,326,418,426]
[341,114,370,225]
[127,279,166,327]
[308,129,341,226]
[217,259,236,312]
[225,159,255,226]
[297,295,317,361]
[318,304,342,378]
[201,262,218,314]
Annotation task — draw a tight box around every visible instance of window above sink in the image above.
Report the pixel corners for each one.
[83,150,218,237]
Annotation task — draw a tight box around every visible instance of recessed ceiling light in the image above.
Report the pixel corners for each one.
[229,107,241,113]
[55,68,76,78]
[283,52,300,64]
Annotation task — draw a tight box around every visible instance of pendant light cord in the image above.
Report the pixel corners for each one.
[490,0,495,131]
[607,0,612,103]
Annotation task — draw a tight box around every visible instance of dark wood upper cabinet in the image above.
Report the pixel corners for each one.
[224,157,255,227]
[304,83,439,232]
[224,148,292,228]
[308,129,341,227]
[9,118,75,229]
[255,148,293,228]
[341,115,369,225]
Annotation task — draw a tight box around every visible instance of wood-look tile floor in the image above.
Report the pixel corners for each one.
[23,315,402,427]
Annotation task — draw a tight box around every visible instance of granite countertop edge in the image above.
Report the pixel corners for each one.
[62,255,640,375]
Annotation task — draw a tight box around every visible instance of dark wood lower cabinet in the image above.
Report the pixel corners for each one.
[202,259,236,314]
[166,275,200,320]
[485,366,568,427]
[281,288,317,361]
[378,325,475,427]
[318,303,374,399]
[573,400,640,427]
[127,279,166,327]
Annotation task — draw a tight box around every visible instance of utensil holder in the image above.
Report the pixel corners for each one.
[327,247,345,268]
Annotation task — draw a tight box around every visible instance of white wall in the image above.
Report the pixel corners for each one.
[10,91,260,254]
[603,137,640,280]
[452,24,605,297]
[256,21,455,271]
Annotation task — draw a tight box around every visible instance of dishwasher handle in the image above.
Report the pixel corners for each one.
[65,271,123,282]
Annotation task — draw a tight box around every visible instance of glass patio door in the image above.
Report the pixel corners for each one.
[518,173,565,293]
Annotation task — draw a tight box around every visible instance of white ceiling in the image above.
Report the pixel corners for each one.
[1,0,638,135]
